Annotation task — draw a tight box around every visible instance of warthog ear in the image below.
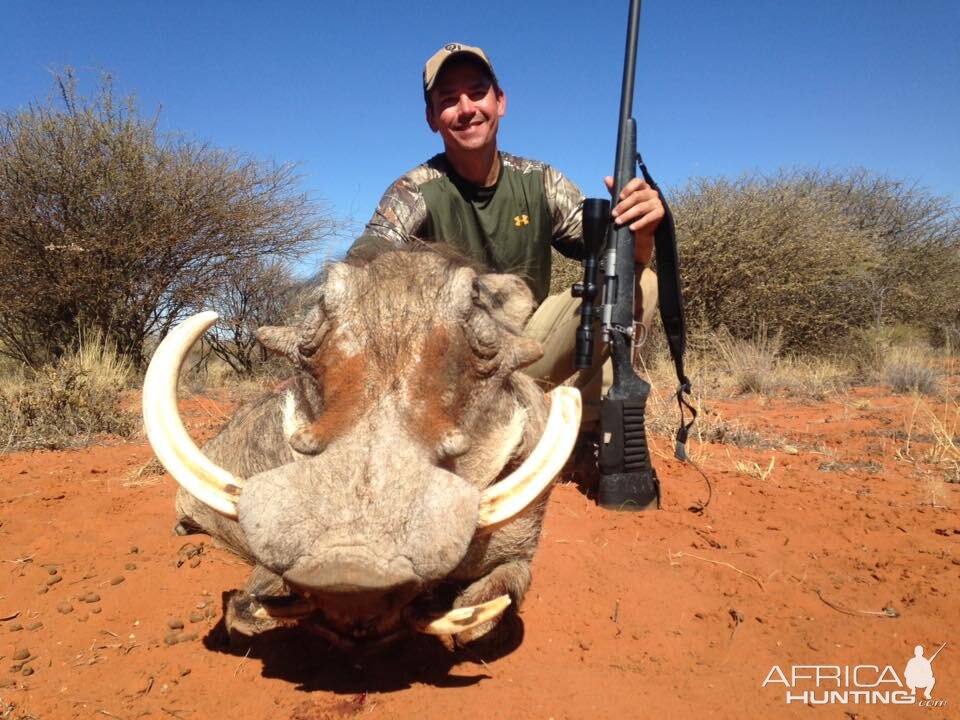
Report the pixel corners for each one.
[295,304,328,357]
[472,274,537,334]
[256,303,329,364]
[255,326,301,362]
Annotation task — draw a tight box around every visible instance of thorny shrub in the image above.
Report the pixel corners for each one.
[551,169,960,355]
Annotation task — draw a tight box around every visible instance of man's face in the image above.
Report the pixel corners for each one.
[426,58,506,156]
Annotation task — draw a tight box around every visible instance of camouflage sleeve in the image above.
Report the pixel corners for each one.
[349,174,428,256]
[543,165,585,261]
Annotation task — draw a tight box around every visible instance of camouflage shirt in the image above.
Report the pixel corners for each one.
[350,152,584,303]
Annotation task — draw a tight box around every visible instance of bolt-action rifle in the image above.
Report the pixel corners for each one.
[572,0,695,511]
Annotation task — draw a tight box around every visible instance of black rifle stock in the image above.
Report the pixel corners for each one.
[575,0,659,511]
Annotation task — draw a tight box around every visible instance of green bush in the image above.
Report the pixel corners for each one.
[549,169,959,357]
[672,171,883,354]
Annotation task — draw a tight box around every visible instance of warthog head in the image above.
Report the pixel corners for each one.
[143,248,580,650]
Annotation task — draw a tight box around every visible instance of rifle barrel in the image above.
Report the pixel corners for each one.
[611,0,642,201]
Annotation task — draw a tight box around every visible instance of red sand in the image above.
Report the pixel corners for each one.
[1,386,957,719]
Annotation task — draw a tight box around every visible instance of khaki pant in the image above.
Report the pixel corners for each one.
[522,268,658,428]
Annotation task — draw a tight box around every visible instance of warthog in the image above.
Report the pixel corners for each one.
[143,248,580,651]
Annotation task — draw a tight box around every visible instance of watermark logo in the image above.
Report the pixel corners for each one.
[905,644,943,701]
[761,642,947,707]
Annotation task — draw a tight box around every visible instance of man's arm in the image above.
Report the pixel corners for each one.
[544,165,585,261]
[348,174,428,256]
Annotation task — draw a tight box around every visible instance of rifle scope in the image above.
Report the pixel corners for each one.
[572,198,610,369]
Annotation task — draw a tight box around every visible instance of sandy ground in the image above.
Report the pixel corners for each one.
[1,383,958,720]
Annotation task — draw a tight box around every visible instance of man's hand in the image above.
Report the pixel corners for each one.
[604,176,663,266]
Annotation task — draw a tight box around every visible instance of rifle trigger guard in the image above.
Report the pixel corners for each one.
[631,320,648,367]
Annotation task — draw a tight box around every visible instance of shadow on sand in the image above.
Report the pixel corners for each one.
[200,601,525,694]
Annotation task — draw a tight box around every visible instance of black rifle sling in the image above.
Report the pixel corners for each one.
[637,154,697,460]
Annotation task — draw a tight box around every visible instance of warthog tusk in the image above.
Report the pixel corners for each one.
[414,594,512,636]
[476,386,581,533]
[142,312,242,519]
[252,595,316,620]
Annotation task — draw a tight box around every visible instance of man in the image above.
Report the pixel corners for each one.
[350,43,663,427]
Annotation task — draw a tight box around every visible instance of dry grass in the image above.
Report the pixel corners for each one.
[712,325,781,395]
[895,396,960,488]
[775,356,855,400]
[733,455,776,481]
[640,351,786,458]
[0,330,136,451]
[882,345,943,395]
[709,325,854,399]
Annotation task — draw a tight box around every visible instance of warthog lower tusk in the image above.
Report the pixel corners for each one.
[142,312,243,519]
[252,595,317,620]
[476,386,581,533]
[414,594,512,636]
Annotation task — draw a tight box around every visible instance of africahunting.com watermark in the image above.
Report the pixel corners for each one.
[762,643,947,707]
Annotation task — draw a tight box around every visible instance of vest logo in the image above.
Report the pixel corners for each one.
[513,214,529,227]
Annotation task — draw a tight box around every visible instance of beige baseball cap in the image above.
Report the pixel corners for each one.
[423,42,498,96]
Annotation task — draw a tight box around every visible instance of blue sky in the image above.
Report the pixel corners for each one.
[3,0,958,263]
